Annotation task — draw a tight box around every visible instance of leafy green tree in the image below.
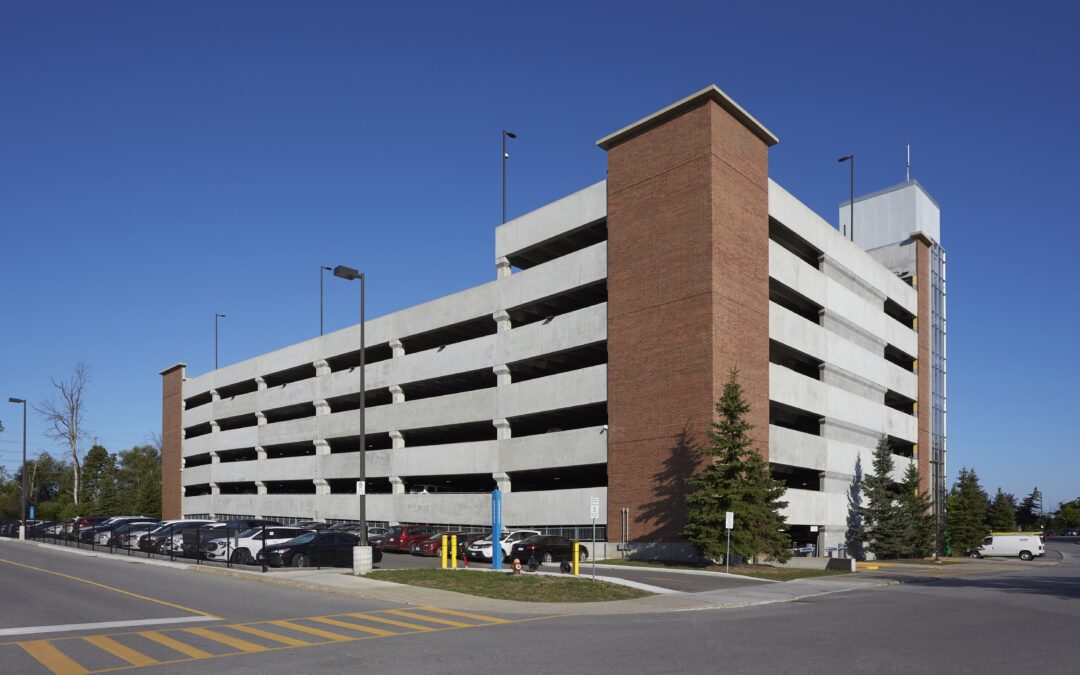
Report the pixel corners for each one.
[897,462,934,558]
[859,436,905,559]
[1053,498,1080,530]
[987,488,1017,532]
[684,369,791,564]
[1016,487,1043,530]
[117,445,161,515]
[80,444,112,508]
[947,467,990,554]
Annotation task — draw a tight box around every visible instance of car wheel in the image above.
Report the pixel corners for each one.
[579,548,589,562]
[542,552,553,563]
[292,553,310,568]
[1019,551,1033,561]
[231,549,253,565]
[968,552,981,559]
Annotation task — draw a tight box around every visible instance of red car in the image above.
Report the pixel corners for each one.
[411,531,485,557]
[381,525,438,553]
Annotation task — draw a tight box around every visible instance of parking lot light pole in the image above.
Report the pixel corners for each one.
[319,265,332,336]
[8,398,27,539]
[332,265,368,552]
[214,313,226,369]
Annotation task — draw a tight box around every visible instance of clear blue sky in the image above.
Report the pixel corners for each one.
[1,1,1077,509]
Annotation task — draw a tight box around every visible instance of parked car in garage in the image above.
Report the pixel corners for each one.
[509,535,588,564]
[205,526,310,564]
[262,531,382,568]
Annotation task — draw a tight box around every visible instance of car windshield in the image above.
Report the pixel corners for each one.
[287,532,317,545]
[238,527,261,538]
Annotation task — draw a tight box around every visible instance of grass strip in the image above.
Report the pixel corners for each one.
[367,568,652,602]
[596,559,851,581]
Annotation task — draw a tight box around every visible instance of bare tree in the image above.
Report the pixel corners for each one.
[35,362,90,505]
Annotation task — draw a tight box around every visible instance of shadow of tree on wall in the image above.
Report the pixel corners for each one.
[636,422,698,547]
[846,455,865,561]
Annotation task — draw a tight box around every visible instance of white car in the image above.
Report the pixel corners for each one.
[205,526,311,564]
[465,530,541,562]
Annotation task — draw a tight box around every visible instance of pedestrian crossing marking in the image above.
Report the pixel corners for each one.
[82,635,159,667]
[13,606,538,674]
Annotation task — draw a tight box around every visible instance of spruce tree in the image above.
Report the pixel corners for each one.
[946,467,990,555]
[684,369,791,564]
[1016,487,1043,530]
[898,462,934,558]
[80,444,111,508]
[987,488,1017,532]
[860,435,905,559]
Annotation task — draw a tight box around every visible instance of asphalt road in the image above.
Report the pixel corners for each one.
[3,539,1079,674]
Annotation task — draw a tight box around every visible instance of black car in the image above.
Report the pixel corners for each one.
[187,518,284,557]
[262,531,383,568]
[509,535,589,564]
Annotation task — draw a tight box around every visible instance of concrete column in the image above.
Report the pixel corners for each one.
[209,421,220,433]
[256,446,267,460]
[352,545,373,575]
[493,472,511,493]
[210,452,220,464]
[493,418,511,440]
[313,359,330,377]
[493,310,511,333]
[255,481,267,495]
[819,526,846,558]
[255,376,267,391]
[255,412,267,426]
[314,400,331,415]
[389,385,405,403]
[210,482,220,496]
[389,476,405,494]
[389,431,405,449]
[314,440,330,456]
[211,389,221,402]
[496,256,512,279]
[314,478,330,495]
[493,364,511,386]
[390,339,405,358]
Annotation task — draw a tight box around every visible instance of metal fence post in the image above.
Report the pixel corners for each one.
[261,523,268,573]
[316,526,322,570]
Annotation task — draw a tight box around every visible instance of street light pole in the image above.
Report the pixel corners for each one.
[332,265,367,548]
[214,313,226,369]
[838,155,854,242]
[502,129,516,224]
[319,265,332,336]
[8,398,27,539]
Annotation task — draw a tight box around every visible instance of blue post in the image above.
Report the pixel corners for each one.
[492,488,502,571]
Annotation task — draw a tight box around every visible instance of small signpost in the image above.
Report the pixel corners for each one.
[355,480,365,496]
[725,511,734,574]
[589,497,599,581]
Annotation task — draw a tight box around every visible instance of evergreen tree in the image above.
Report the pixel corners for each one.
[987,488,1017,532]
[897,462,934,558]
[860,435,905,559]
[947,467,990,555]
[80,444,111,507]
[1016,487,1043,530]
[684,369,791,564]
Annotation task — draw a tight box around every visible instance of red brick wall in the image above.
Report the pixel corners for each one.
[160,365,184,519]
[605,99,771,542]
[916,240,932,496]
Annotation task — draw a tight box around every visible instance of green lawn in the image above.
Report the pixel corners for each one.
[596,559,850,581]
[876,558,965,565]
[366,569,653,602]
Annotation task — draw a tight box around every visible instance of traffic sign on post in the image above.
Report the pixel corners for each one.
[590,497,600,520]
[589,497,600,581]
[725,511,734,530]
[725,511,734,574]
[356,480,366,496]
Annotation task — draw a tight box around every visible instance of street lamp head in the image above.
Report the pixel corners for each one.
[838,155,853,163]
[215,313,227,318]
[8,398,24,404]
[321,265,333,271]
[504,130,517,139]
[333,265,362,281]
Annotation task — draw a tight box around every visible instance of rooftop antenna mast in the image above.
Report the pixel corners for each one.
[906,144,911,181]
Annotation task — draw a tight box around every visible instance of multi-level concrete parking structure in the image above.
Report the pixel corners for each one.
[161,86,947,558]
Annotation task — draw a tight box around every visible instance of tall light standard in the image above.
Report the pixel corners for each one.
[319,265,332,336]
[214,313,226,369]
[8,398,27,540]
[332,265,368,550]
[502,129,517,224]
[838,155,854,242]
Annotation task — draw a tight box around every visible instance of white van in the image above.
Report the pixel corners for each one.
[971,534,1044,561]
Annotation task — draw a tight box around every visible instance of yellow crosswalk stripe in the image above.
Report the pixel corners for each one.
[309,616,397,637]
[265,620,349,642]
[138,631,213,659]
[18,640,89,675]
[183,627,267,653]
[385,609,472,628]
[230,624,312,647]
[346,612,434,632]
[83,635,159,667]
[418,606,510,623]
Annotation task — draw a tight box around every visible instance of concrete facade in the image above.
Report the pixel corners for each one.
[163,85,942,555]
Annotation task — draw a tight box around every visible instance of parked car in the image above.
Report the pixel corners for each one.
[68,516,108,539]
[412,531,486,557]
[465,530,541,562]
[91,517,158,545]
[509,535,588,564]
[139,520,215,553]
[262,531,383,568]
[381,525,440,553]
[205,526,311,564]
[109,521,159,548]
[188,519,282,558]
[969,534,1044,561]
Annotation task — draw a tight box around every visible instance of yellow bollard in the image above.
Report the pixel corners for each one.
[451,535,458,569]
[573,540,580,576]
[441,534,448,569]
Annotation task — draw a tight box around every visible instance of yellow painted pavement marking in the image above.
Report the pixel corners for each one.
[417,606,511,624]
[137,631,213,659]
[182,627,266,653]
[229,624,312,647]
[0,557,217,619]
[308,616,397,637]
[82,636,158,668]
[345,612,434,631]
[385,609,472,628]
[265,620,349,642]
[18,639,90,675]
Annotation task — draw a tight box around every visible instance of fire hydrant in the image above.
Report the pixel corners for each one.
[512,558,522,575]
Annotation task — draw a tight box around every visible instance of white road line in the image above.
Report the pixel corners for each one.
[0,615,218,637]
